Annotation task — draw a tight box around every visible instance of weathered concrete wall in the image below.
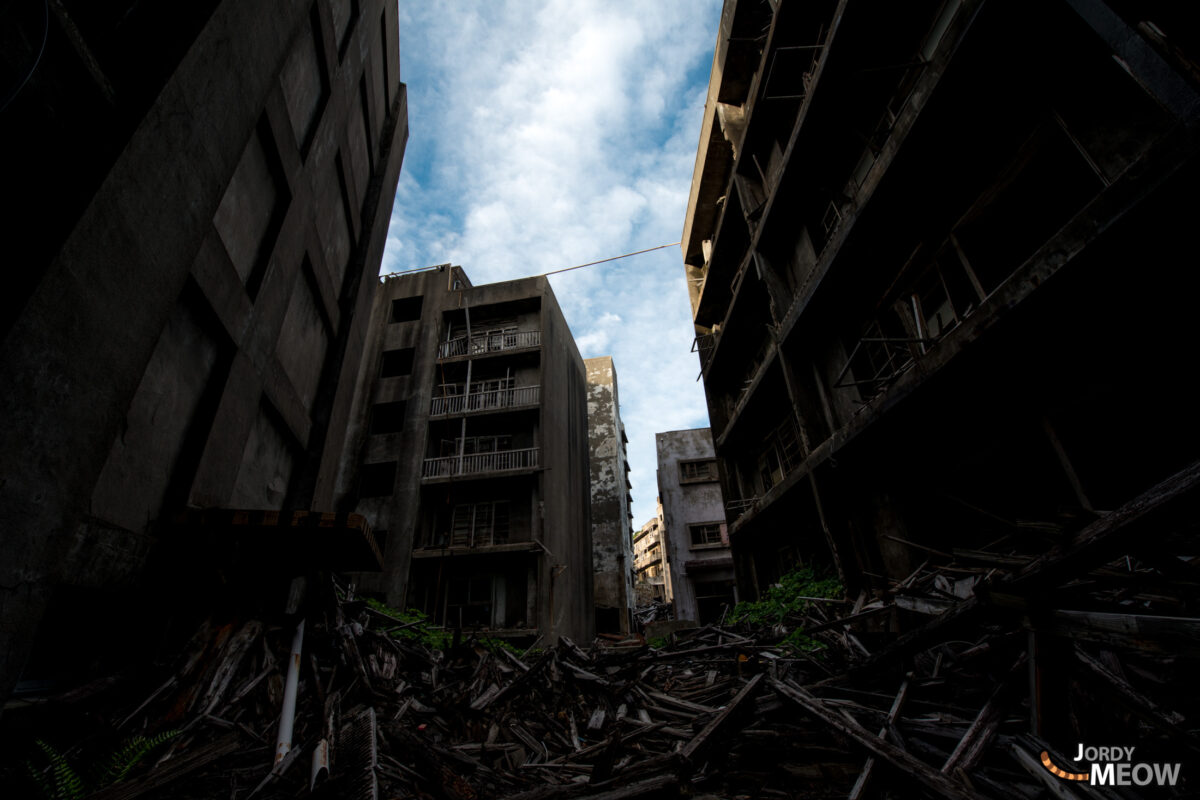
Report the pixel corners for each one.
[656,429,733,624]
[336,270,594,643]
[0,0,408,706]
[585,357,635,633]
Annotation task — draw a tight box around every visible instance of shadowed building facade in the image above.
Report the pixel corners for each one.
[682,0,1200,598]
[335,266,595,643]
[0,0,408,706]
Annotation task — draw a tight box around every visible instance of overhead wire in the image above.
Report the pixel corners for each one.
[381,241,681,281]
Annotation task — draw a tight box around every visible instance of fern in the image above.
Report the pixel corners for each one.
[94,729,180,788]
[25,730,179,800]
[30,739,85,800]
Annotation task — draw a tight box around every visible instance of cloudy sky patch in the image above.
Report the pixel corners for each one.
[388,1,721,525]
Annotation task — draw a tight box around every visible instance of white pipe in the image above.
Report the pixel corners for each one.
[274,618,305,765]
[310,738,329,789]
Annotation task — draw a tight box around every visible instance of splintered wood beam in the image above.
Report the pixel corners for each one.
[854,596,981,677]
[942,652,1027,775]
[1044,609,1200,656]
[1073,646,1200,754]
[679,673,764,767]
[771,679,993,800]
[1008,460,1200,593]
[848,672,912,800]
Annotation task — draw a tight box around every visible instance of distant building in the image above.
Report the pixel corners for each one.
[335,266,594,643]
[656,429,735,624]
[585,357,636,635]
[633,501,673,605]
[0,0,407,705]
[681,0,1200,599]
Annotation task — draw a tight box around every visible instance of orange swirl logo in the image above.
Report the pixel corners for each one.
[1041,751,1089,781]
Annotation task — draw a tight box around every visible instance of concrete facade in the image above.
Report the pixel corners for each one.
[0,0,408,706]
[633,503,673,606]
[682,0,1200,603]
[585,357,636,634]
[336,267,594,643]
[655,429,735,624]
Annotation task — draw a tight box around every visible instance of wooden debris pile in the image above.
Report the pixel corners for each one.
[5,464,1198,798]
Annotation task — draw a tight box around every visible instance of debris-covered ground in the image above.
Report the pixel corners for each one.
[4,464,1199,799]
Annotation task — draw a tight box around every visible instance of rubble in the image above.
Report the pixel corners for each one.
[4,462,1197,798]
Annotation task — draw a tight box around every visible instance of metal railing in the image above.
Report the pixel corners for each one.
[726,497,758,521]
[429,385,541,417]
[422,447,540,479]
[438,330,541,359]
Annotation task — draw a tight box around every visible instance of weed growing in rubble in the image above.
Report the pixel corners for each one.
[727,567,843,627]
[364,598,522,655]
[25,730,179,799]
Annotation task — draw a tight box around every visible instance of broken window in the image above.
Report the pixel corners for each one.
[680,459,719,483]
[445,576,492,628]
[689,523,724,547]
[368,400,406,435]
[380,347,414,377]
[449,501,511,548]
[359,461,396,498]
[756,416,802,493]
[390,295,423,323]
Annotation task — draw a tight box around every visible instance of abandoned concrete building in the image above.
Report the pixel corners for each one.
[585,357,636,635]
[633,503,673,605]
[0,0,407,706]
[335,266,594,643]
[656,430,736,625]
[682,0,1200,601]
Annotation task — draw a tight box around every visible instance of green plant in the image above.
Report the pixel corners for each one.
[26,730,179,800]
[726,567,843,627]
[647,636,669,650]
[27,739,84,800]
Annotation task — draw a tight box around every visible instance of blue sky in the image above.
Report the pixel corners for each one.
[385,1,722,526]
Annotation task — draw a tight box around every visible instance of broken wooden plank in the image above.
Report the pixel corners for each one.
[848,672,912,800]
[772,679,993,800]
[679,673,763,767]
[941,652,1026,775]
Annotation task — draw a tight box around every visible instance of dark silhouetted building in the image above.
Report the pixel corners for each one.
[334,266,594,643]
[0,0,408,705]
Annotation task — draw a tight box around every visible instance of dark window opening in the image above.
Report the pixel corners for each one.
[689,523,724,547]
[390,295,423,323]
[369,400,406,435]
[359,461,396,497]
[380,347,414,377]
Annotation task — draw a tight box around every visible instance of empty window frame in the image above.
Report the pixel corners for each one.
[445,576,492,627]
[689,522,724,547]
[390,295,423,323]
[680,458,719,483]
[368,400,406,435]
[449,501,511,547]
[380,347,414,377]
[359,461,397,497]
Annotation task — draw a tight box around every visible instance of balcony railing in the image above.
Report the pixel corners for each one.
[430,385,541,417]
[726,497,758,521]
[438,330,541,359]
[422,447,540,479]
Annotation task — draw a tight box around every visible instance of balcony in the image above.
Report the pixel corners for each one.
[726,497,758,522]
[438,330,541,360]
[422,447,540,479]
[430,385,541,417]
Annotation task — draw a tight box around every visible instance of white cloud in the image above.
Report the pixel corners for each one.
[389,0,721,524]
